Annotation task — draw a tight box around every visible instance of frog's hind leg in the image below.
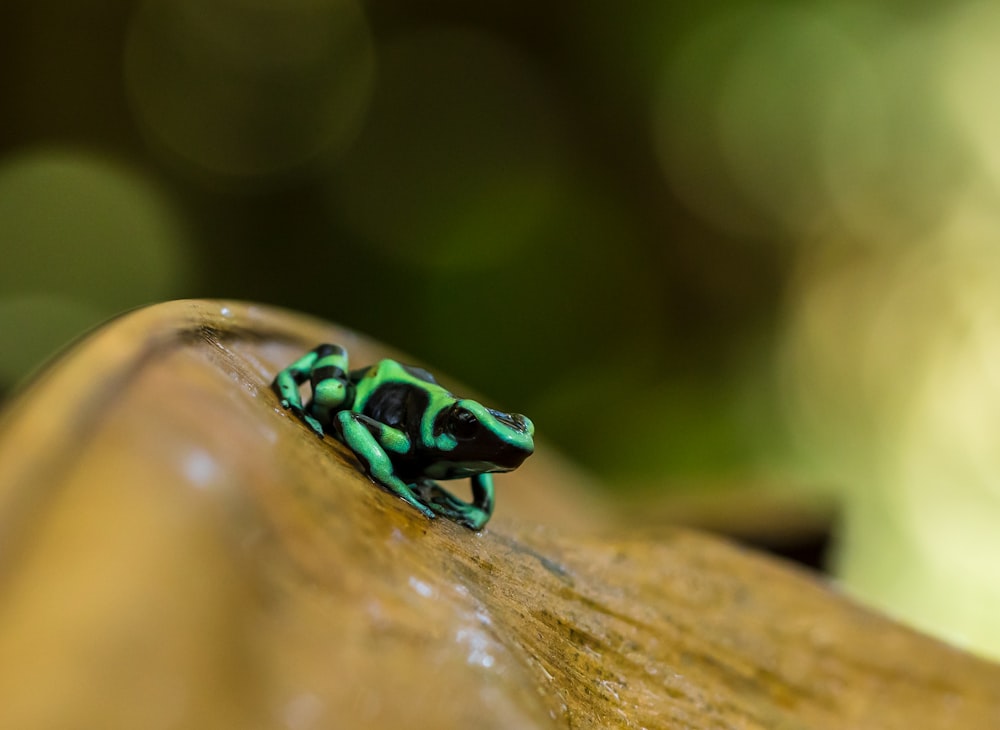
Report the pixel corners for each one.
[272,343,349,437]
[417,474,494,531]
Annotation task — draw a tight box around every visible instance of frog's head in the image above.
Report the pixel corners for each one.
[422,399,534,479]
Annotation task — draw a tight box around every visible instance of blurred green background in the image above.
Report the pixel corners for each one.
[4,0,1000,659]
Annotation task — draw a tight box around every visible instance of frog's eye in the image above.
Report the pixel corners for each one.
[447,407,480,441]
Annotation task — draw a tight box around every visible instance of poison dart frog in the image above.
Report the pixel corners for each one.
[272,344,534,530]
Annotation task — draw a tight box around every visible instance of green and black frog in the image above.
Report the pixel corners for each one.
[271,344,534,530]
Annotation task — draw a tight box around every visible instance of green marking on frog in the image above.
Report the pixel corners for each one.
[271,344,534,530]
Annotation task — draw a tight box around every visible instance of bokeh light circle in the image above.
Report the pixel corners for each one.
[0,147,192,385]
[715,8,873,235]
[125,0,375,183]
[942,1,1000,191]
[652,7,772,238]
[0,148,190,308]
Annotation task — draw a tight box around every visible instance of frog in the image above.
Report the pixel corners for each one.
[271,343,534,530]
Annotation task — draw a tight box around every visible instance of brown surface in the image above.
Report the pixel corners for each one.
[0,299,996,729]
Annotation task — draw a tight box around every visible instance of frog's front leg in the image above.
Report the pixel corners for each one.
[417,473,494,531]
[336,411,437,520]
[272,344,350,438]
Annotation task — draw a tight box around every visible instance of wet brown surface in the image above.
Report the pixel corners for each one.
[0,300,996,729]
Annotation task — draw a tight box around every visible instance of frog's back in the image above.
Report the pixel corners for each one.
[350,359,439,389]
[399,363,438,385]
[351,359,451,422]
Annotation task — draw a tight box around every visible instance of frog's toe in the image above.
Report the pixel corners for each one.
[304,416,325,438]
[423,493,486,530]
[389,485,438,520]
[288,408,324,437]
[406,498,437,520]
[456,514,488,531]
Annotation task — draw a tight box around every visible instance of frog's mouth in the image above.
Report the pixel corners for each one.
[424,459,523,480]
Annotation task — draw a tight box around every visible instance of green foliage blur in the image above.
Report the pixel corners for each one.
[0,1,794,483]
[5,0,1000,658]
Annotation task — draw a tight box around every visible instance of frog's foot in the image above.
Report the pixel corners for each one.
[414,479,490,531]
[277,399,326,438]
